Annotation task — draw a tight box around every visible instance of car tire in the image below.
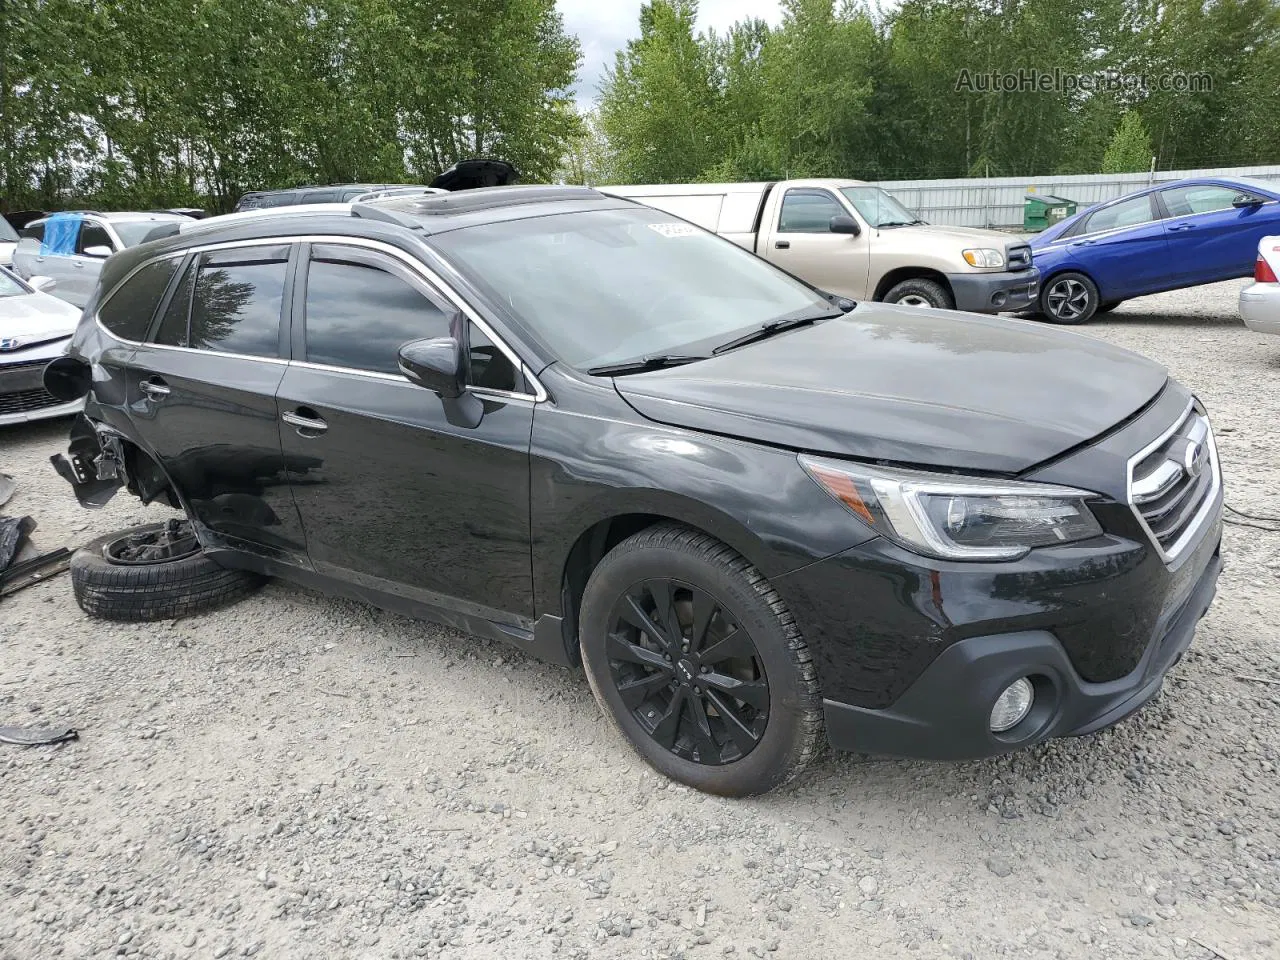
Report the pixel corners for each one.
[71,519,265,622]
[882,278,954,310]
[579,523,823,796]
[1040,272,1100,324]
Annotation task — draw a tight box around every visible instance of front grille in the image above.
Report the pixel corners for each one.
[1007,245,1032,270]
[0,387,64,415]
[1128,403,1220,561]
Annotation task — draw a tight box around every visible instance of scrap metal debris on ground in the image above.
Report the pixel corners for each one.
[0,475,72,596]
[0,726,78,747]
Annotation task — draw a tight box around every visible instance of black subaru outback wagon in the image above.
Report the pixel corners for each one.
[46,186,1223,795]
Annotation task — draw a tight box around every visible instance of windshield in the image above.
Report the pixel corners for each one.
[840,187,921,228]
[431,207,830,368]
[112,221,174,247]
[0,267,30,298]
[0,218,17,242]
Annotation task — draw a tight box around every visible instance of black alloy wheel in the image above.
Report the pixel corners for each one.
[579,523,823,796]
[605,578,770,766]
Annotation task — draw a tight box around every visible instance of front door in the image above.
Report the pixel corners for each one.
[1157,182,1280,285]
[67,219,115,306]
[276,241,535,623]
[124,241,308,563]
[762,188,871,299]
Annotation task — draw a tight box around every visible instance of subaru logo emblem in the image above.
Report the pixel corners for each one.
[0,337,22,352]
[1180,440,1206,479]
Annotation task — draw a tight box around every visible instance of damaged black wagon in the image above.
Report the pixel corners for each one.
[45,186,1223,795]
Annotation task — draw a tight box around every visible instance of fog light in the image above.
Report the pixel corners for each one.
[989,678,1034,732]
[991,291,1008,307]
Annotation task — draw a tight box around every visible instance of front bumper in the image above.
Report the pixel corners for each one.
[947,267,1040,313]
[1,358,84,426]
[822,538,1220,759]
[1239,282,1280,334]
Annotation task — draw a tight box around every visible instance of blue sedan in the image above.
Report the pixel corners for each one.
[1028,176,1280,323]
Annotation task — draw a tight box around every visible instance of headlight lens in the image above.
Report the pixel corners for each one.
[799,456,1103,561]
[962,248,1005,268]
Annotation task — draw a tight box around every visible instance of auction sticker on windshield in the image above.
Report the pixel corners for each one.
[648,222,701,238]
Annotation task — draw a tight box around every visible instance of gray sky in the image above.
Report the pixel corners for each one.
[557,0,785,109]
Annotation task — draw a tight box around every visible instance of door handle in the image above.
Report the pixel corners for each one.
[139,378,170,401]
[72,260,85,268]
[282,409,328,436]
[775,240,791,249]
[1169,223,1195,232]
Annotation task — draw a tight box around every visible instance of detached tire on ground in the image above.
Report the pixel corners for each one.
[71,519,264,622]
[579,523,823,797]
[882,277,954,310]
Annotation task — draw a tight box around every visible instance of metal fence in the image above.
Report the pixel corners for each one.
[877,164,1280,231]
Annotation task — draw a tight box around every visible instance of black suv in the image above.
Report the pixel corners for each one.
[46,186,1223,795]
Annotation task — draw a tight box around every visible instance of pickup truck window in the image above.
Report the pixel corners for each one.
[839,187,921,228]
[778,190,845,233]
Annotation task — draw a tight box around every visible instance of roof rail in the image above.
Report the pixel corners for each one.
[349,202,427,231]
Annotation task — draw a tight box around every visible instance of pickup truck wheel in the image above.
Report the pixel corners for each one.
[579,523,823,797]
[71,519,265,622]
[1040,272,1099,324]
[883,278,954,310]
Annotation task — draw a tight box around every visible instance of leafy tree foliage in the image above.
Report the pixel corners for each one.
[594,0,1280,184]
[1102,111,1154,173]
[0,0,581,211]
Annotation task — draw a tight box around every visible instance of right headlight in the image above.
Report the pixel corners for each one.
[799,456,1103,561]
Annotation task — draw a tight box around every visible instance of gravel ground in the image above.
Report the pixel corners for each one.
[2,278,1278,960]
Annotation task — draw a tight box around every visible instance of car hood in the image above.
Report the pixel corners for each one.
[886,223,1026,246]
[0,293,81,344]
[613,305,1168,474]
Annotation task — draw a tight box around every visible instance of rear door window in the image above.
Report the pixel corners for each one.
[153,258,196,346]
[98,258,181,342]
[19,221,45,243]
[302,245,452,375]
[1081,195,1155,234]
[187,246,289,357]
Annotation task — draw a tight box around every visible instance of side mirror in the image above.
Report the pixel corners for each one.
[82,245,113,259]
[829,215,861,236]
[29,275,56,293]
[398,337,464,398]
[1232,194,1264,209]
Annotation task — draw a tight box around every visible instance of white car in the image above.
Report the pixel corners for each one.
[1240,235,1280,334]
[0,217,17,267]
[11,211,191,307]
[0,267,84,426]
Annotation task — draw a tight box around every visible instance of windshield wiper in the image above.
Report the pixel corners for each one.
[587,354,709,377]
[711,310,841,355]
[876,219,926,228]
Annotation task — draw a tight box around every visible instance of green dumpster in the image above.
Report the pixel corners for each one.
[1023,193,1078,232]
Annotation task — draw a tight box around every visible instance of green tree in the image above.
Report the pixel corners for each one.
[1101,111,1153,173]
[598,0,724,183]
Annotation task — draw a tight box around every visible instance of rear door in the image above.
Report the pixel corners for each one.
[275,240,535,622]
[760,188,870,298]
[126,240,308,564]
[1063,193,1168,298]
[1156,182,1280,284]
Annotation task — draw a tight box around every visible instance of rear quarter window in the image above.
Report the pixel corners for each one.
[98,258,182,342]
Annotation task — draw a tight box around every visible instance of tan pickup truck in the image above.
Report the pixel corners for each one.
[602,178,1039,313]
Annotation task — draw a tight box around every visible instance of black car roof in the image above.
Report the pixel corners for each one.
[97,187,636,299]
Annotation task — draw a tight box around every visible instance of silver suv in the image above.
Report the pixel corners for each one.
[12,211,192,307]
